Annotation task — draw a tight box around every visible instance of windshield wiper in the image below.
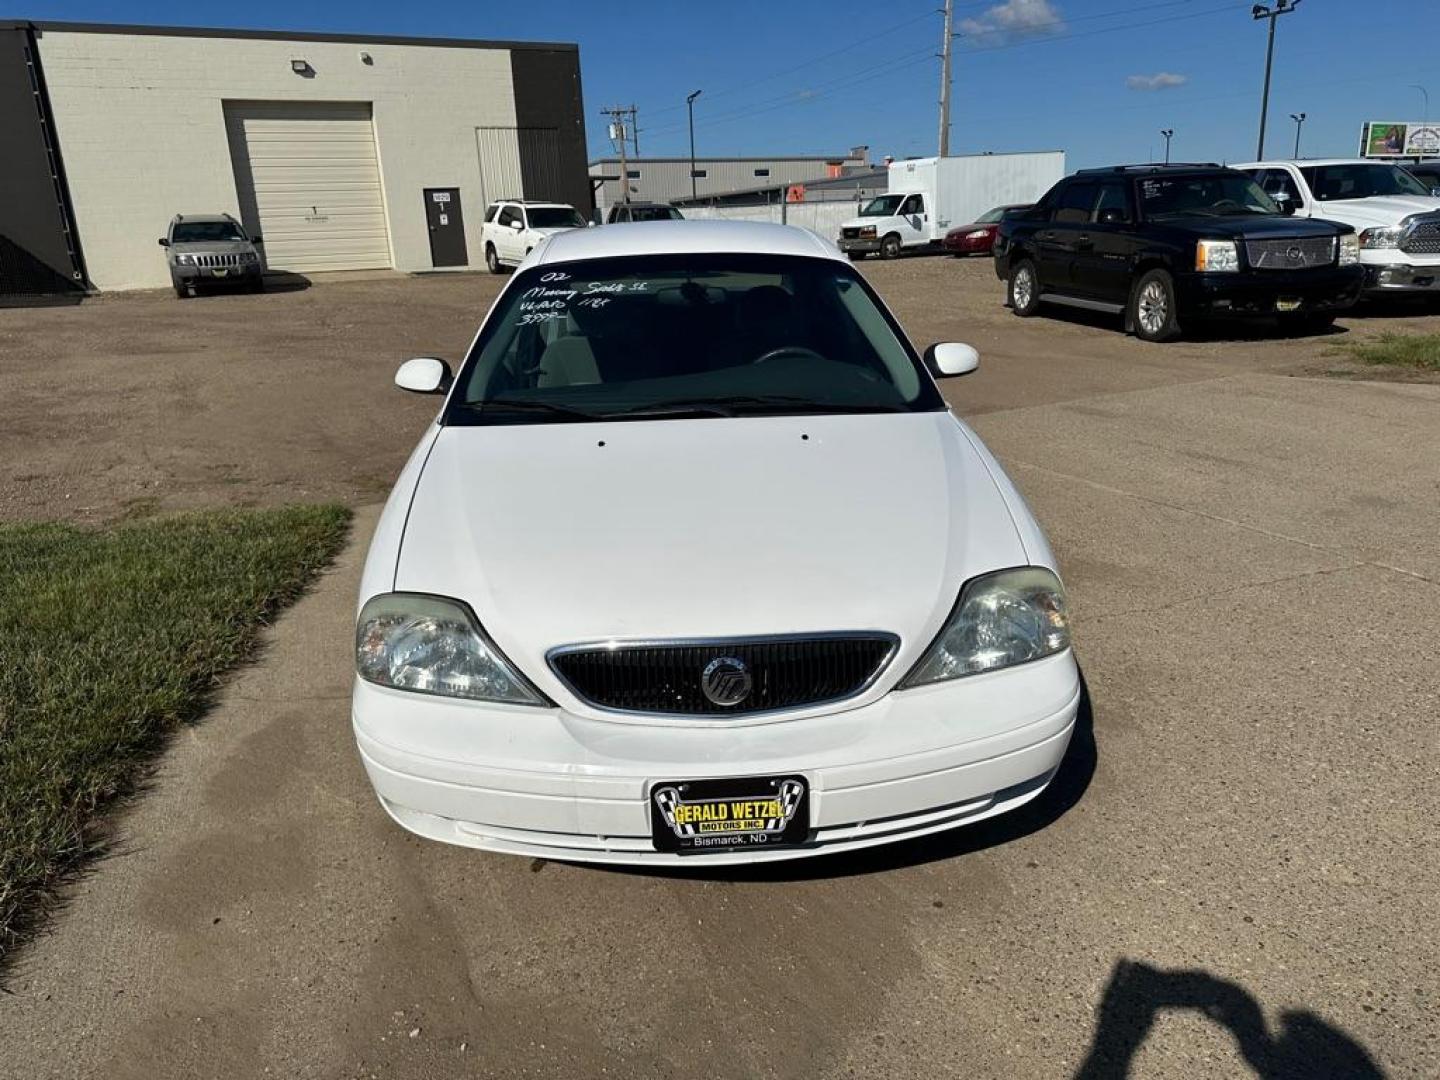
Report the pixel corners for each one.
[459,399,604,422]
[611,395,905,418]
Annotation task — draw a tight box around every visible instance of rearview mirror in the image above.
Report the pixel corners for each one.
[395,356,453,395]
[157,237,170,247]
[924,342,980,378]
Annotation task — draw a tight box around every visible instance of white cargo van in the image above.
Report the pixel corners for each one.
[838,151,1065,259]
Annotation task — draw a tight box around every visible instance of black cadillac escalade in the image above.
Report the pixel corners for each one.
[993,164,1365,342]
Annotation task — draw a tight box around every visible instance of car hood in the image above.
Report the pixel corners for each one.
[1175,214,1344,240]
[1307,195,1440,228]
[394,411,1029,698]
[526,226,579,239]
[839,216,893,229]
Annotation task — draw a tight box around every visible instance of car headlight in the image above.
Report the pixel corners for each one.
[174,253,195,266]
[1359,226,1403,249]
[240,251,259,262]
[966,230,988,240]
[1338,233,1360,265]
[859,226,876,239]
[356,593,548,705]
[898,567,1071,688]
[1195,239,1239,272]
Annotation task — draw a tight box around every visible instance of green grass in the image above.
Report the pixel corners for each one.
[1340,332,1440,371]
[0,504,351,961]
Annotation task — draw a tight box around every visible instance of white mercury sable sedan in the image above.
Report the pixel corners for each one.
[353,221,1079,865]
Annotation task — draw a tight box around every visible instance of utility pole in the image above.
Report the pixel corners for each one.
[1160,129,1174,164]
[937,0,954,156]
[601,105,636,205]
[1252,0,1301,159]
[1290,112,1306,158]
[631,107,640,159]
[686,90,703,200]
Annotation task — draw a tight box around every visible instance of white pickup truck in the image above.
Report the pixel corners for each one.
[837,152,1064,260]
[1236,158,1440,293]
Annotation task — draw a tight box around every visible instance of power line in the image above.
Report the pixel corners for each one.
[635,1,1250,147]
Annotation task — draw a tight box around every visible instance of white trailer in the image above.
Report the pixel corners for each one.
[837,151,1065,259]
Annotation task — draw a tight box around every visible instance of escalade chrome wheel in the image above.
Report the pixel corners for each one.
[1129,269,1179,342]
[1009,260,1039,317]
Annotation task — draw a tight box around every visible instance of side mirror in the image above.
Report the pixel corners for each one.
[395,356,453,395]
[158,237,170,247]
[250,235,263,243]
[924,342,980,379]
[511,220,525,231]
[1431,187,1440,198]
[1097,207,1127,225]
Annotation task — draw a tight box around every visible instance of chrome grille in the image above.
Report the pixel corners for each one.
[549,634,898,717]
[1400,217,1440,254]
[194,253,245,267]
[1244,236,1336,270]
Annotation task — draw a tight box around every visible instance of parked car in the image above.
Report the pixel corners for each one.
[1404,161,1440,193]
[943,204,1030,256]
[994,164,1364,342]
[158,213,263,298]
[1236,158,1440,295]
[354,220,1079,865]
[838,152,1064,259]
[481,199,586,273]
[605,201,684,223]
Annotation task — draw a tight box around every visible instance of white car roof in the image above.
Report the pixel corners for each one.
[536,220,841,264]
[1237,158,1390,169]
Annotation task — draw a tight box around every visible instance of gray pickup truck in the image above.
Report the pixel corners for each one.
[158,213,264,297]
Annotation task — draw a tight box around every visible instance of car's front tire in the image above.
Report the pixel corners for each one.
[879,234,902,260]
[485,244,502,274]
[1129,269,1180,342]
[1008,259,1041,317]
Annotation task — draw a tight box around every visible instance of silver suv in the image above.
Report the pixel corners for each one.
[158,214,264,297]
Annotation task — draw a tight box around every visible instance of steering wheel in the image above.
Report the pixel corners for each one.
[753,346,828,365]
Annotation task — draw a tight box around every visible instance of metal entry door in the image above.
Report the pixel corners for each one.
[423,188,467,268]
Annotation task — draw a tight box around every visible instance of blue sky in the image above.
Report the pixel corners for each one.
[19,0,1434,168]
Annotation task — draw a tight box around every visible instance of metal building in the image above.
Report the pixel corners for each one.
[0,21,590,293]
[590,148,871,211]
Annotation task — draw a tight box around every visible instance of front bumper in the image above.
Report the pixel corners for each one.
[1363,263,1440,292]
[352,650,1080,865]
[838,237,881,254]
[1176,264,1365,318]
[172,263,262,284]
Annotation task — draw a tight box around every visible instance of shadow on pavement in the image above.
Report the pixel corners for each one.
[261,270,312,294]
[1071,959,1386,1079]
[622,668,1099,884]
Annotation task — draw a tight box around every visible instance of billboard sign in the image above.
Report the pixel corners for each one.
[1360,121,1440,158]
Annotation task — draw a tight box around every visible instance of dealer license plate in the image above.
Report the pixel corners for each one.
[650,775,809,854]
[1276,297,1301,312]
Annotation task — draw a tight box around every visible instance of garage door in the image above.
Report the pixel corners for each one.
[225,101,391,273]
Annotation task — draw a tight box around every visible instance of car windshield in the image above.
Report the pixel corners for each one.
[859,195,905,217]
[172,221,246,243]
[1137,174,1278,219]
[527,207,587,228]
[976,207,1007,224]
[629,206,683,221]
[449,253,943,424]
[1300,163,1432,201]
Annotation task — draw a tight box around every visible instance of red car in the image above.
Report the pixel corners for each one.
[943,204,1029,256]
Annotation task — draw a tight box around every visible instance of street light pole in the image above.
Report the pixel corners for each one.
[686,90,702,200]
[1252,1,1301,159]
[1160,129,1174,164]
[1290,112,1306,158]
[1412,85,1431,159]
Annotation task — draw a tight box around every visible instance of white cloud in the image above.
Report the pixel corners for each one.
[1126,72,1189,92]
[959,0,1065,43]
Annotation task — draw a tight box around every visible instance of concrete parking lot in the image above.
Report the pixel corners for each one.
[1,259,1437,1078]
